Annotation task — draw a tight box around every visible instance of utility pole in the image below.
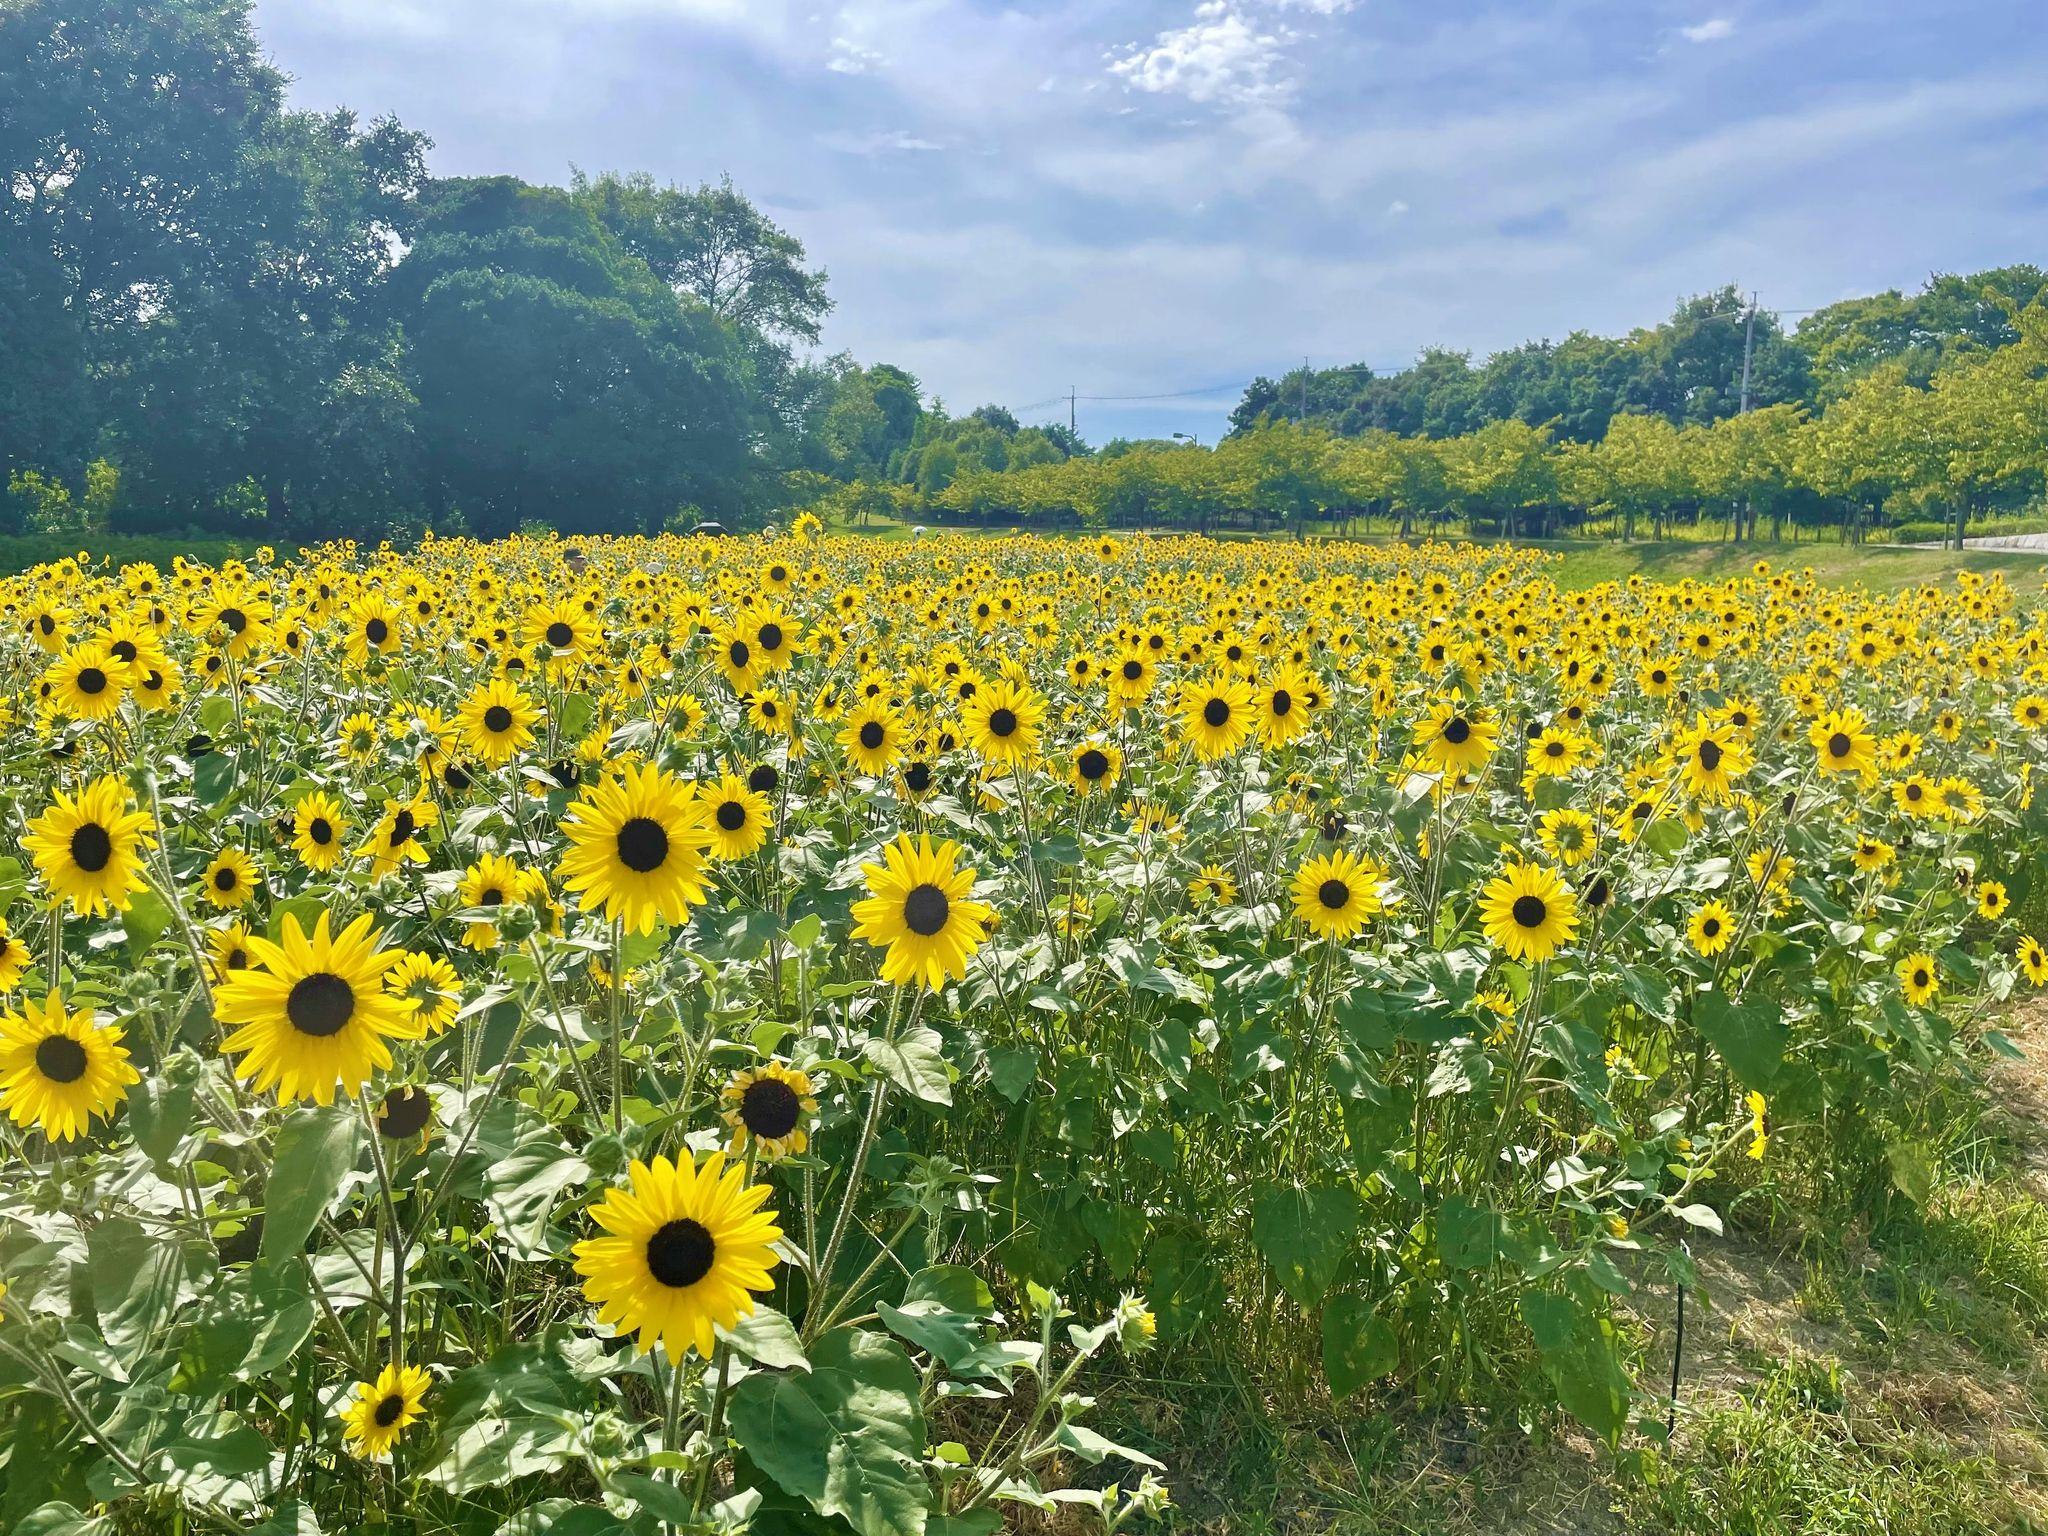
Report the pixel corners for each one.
[1300,356,1309,423]
[1068,386,1076,437]
[1737,291,1757,414]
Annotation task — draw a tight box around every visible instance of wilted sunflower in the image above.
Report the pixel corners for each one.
[695,772,772,862]
[962,678,1046,773]
[338,1363,432,1461]
[291,789,349,872]
[214,911,419,1104]
[456,677,539,765]
[199,846,259,910]
[0,992,138,1142]
[572,1151,783,1358]
[1414,695,1497,775]
[23,775,157,916]
[558,764,716,934]
[849,833,993,990]
[1290,849,1386,940]
[721,1061,818,1160]
[1478,860,1579,963]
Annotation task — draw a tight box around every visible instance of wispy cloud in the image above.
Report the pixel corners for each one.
[1680,17,1735,43]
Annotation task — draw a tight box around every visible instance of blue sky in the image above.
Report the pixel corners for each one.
[256,1,2048,443]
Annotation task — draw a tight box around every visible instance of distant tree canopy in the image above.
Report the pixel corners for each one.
[0,0,2041,544]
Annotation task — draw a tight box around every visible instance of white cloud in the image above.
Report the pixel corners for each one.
[816,127,944,154]
[1108,8,1291,107]
[826,36,882,73]
[1386,198,1410,215]
[1680,17,1735,43]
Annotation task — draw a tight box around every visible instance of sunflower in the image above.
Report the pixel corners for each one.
[455,853,526,949]
[1290,849,1386,940]
[1478,860,1579,963]
[1525,727,1588,779]
[213,911,419,1104]
[337,710,380,765]
[1850,836,1894,874]
[572,1151,783,1359]
[199,846,259,910]
[291,790,349,873]
[961,679,1046,773]
[837,698,905,776]
[0,921,30,992]
[739,603,801,672]
[44,641,127,721]
[358,795,438,881]
[23,775,156,916]
[698,772,772,861]
[1066,740,1124,797]
[1673,720,1750,803]
[1414,695,1497,775]
[207,920,256,983]
[2019,936,2048,988]
[849,833,993,989]
[375,1083,435,1147]
[1687,899,1736,956]
[386,950,462,1035]
[345,593,404,667]
[1810,707,1876,777]
[0,992,138,1142]
[338,1363,432,1462]
[1188,864,1237,906]
[720,1061,818,1160]
[1536,807,1598,867]
[456,677,539,766]
[1255,665,1317,749]
[1977,880,2010,922]
[524,598,600,660]
[558,764,716,935]
[1182,675,1255,762]
[1896,951,1940,1007]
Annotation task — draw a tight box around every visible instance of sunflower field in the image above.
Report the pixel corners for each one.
[0,528,2043,1534]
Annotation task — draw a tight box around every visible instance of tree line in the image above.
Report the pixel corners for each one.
[3,0,2042,545]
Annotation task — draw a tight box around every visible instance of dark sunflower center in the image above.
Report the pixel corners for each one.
[715,800,747,832]
[365,618,390,646]
[390,809,415,846]
[1546,740,1565,757]
[758,623,784,651]
[1827,733,1852,758]
[645,1218,716,1288]
[904,762,932,793]
[480,887,503,905]
[69,823,113,873]
[220,606,247,634]
[859,721,885,750]
[728,640,751,668]
[1202,698,1230,727]
[1913,969,1929,988]
[286,972,355,1037]
[1123,660,1143,680]
[748,764,779,794]
[615,817,670,872]
[378,1085,433,1139]
[988,707,1018,738]
[1442,716,1472,744]
[546,621,574,648]
[214,866,238,891]
[1512,894,1548,929]
[903,883,951,936]
[77,666,108,695]
[374,1392,407,1427]
[1077,749,1109,781]
[1701,917,1721,937]
[1317,878,1351,911]
[1697,739,1723,771]
[740,1077,803,1139]
[309,818,333,844]
[1271,689,1293,716]
[483,705,514,734]
[35,1034,87,1083]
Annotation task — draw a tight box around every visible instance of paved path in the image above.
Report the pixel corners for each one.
[1905,532,2048,551]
